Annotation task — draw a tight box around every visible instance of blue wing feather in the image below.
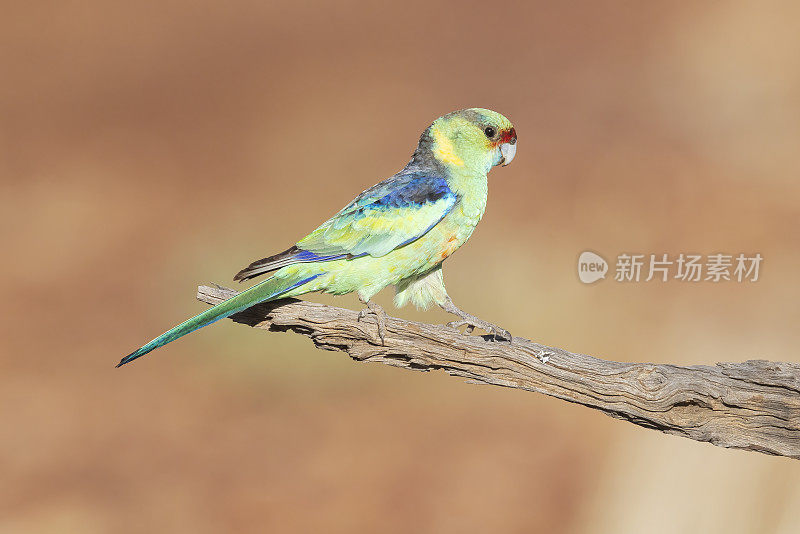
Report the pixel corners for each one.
[300,172,457,257]
[234,172,456,282]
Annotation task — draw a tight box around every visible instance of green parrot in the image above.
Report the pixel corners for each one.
[118,108,517,367]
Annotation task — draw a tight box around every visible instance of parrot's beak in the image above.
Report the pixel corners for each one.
[498,142,516,166]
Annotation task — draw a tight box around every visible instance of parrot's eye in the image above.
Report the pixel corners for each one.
[484,126,496,138]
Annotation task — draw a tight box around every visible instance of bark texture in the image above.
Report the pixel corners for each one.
[198,285,800,460]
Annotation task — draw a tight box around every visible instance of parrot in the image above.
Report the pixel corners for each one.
[117,108,517,367]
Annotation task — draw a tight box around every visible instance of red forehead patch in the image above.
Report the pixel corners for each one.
[499,127,517,145]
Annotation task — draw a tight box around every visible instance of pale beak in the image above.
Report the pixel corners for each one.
[498,142,516,166]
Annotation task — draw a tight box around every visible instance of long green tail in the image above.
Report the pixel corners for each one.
[116,273,320,367]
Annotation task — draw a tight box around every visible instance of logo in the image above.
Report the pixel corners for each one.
[578,251,608,284]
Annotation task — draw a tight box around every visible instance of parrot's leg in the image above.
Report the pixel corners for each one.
[440,297,511,341]
[357,297,387,345]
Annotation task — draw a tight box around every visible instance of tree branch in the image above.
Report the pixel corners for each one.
[198,285,800,460]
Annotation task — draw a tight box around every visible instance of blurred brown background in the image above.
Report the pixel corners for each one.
[2,0,799,532]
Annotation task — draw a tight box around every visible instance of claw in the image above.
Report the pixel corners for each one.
[357,300,387,345]
[440,297,511,342]
[447,319,511,341]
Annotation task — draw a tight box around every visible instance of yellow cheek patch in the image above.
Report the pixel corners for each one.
[431,126,464,167]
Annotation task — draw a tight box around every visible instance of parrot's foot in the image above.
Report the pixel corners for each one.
[440,298,511,341]
[447,317,512,341]
[357,299,387,345]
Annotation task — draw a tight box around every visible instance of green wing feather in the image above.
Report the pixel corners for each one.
[297,173,456,258]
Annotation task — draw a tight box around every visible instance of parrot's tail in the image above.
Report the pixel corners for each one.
[116,272,320,367]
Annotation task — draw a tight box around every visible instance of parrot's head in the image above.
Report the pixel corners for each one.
[420,108,516,174]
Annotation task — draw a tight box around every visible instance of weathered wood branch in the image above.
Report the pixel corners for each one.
[198,285,800,460]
